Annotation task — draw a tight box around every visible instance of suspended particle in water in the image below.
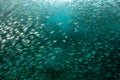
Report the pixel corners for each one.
[57,22,63,26]
[45,15,50,19]
[62,40,66,43]
[53,40,57,43]
[40,46,45,49]
[74,28,78,32]
[50,31,55,34]
[64,36,68,39]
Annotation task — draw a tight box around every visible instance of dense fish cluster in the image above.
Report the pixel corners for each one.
[0,0,120,80]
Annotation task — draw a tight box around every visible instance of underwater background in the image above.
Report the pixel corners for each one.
[0,0,120,80]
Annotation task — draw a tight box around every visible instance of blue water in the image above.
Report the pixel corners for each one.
[0,0,120,80]
[46,5,71,31]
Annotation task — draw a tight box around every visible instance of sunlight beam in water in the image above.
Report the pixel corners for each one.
[31,0,72,3]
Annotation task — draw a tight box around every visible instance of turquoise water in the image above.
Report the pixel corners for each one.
[47,7,71,30]
[0,0,120,80]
